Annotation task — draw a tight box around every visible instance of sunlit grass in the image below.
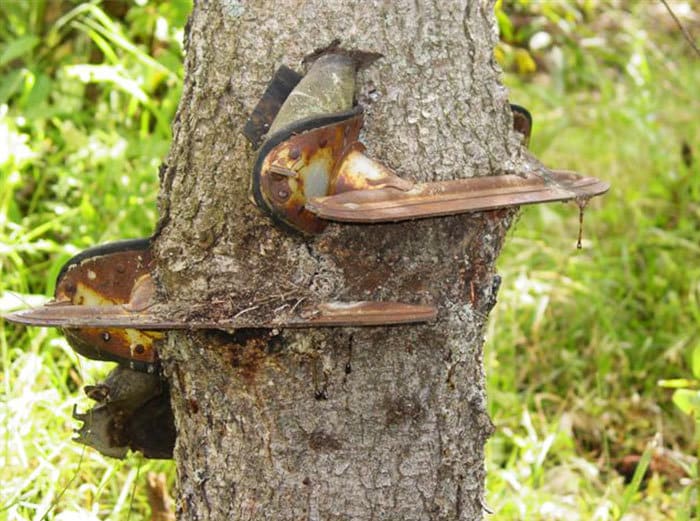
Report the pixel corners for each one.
[0,1,184,518]
[486,13,700,517]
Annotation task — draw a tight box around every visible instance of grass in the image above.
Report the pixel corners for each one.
[486,4,700,517]
[0,1,186,519]
[1,1,699,520]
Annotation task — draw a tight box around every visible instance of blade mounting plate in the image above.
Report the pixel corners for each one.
[251,108,365,235]
[53,239,162,369]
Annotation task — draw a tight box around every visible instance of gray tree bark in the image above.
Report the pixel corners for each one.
[155,1,528,519]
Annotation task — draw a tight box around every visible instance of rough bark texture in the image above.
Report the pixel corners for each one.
[155,1,530,519]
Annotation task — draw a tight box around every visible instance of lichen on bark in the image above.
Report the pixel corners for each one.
[155,1,522,519]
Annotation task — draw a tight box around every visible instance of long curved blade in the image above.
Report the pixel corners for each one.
[306,170,610,223]
[4,300,437,329]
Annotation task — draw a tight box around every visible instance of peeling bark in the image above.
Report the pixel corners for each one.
[155,1,524,519]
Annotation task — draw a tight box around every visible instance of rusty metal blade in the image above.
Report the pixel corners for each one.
[306,170,610,223]
[4,302,159,328]
[4,301,437,329]
[297,301,437,326]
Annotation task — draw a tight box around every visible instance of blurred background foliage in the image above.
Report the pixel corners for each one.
[490,1,700,520]
[0,0,698,519]
[1,1,188,519]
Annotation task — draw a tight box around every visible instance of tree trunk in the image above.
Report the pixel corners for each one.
[155,1,526,519]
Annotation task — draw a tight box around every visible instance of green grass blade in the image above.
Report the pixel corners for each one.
[617,445,653,519]
[0,35,40,66]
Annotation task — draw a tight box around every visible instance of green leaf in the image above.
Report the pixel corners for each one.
[618,445,653,518]
[691,342,700,378]
[24,72,52,110]
[658,378,699,389]
[496,7,513,42]
[672,389,700,416]
[0,68,24,103]
[0,35,40,67]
